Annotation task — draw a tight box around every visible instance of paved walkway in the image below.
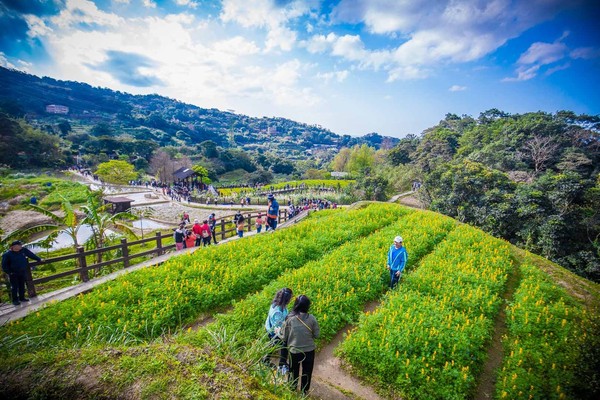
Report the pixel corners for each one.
[388,190,414,203]
[0,210,310,325]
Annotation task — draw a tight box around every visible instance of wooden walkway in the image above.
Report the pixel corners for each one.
[0,210,310,325]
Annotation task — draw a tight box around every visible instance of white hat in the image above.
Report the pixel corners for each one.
[394,236,403,243]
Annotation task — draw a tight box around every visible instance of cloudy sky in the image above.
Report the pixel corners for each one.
[1,0,599,138]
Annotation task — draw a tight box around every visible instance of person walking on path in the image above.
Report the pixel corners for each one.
[263,287,293,373]
[199,220,211,246]
[282,294,320,395]
[266,194,279,231]
[386,235,408,289]
[2,240,42,305]
[209,213,218,244]
[174,223,186,251]
[236,216,245,238]
[192,219,202,246]
[255,214,264,233]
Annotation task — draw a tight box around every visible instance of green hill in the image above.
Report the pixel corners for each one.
[0,203,598,399]
[0,66,398,162]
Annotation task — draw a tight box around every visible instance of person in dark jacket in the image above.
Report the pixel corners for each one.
[2,240,42,305]
[266,194,279,231]
[209,213,218,244]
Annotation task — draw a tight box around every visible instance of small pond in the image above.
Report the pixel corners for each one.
[131,219,172,230]
[27,224,117,253]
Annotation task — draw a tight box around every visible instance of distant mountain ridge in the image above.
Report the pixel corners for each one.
[0,67,398,155]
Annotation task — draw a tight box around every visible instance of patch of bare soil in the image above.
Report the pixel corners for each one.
[398,195,423,209]
[0,209,55,233]
[310,301,388,400]
[473,255,522,399]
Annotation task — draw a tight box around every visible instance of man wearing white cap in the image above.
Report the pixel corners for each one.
[386,236,407,289]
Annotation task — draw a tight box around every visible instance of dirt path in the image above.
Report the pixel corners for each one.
[310,301,387,400]
[473,254,522,399]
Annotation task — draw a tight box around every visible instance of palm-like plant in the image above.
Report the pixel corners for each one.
[24,195,84,252]
[80,195,137,264]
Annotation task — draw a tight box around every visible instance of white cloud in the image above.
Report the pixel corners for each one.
[143,0,156,9]
[328,0,574,81]
[449,85,467,91]
[52,0,124,29]
[24,15,53,38]
[213,36,260,55]
[570,47,600,60]
[317,70,349,83]
[517,41,568,65]
[220,0,313,52]
[175,0,198,8]
[504,31,597,81]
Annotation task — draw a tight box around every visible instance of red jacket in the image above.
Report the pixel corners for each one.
[200,223,211,238]
[192,223,202,235]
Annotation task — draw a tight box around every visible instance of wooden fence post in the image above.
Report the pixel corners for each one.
[220,219,226,240]
[156,231,163,256]
[25,263,37,298]
[247,213,252,232]
[121,238,129,268]
[77,246,89,282]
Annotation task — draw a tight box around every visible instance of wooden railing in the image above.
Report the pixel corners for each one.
[3,209,289,302]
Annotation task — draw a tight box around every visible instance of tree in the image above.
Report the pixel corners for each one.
[90,122,114,136]
[192,164,210,185]
[200,140,219,158]
[519,135,560,174]
[149,149,173,183]
[388,135,418,165]
[331,147,351,172]
[347,144,376,175]
[95,160,137,184]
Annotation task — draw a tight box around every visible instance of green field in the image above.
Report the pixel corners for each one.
[0,203,598,399]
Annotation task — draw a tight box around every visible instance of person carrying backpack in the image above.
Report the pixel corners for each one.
[263,288,293,374]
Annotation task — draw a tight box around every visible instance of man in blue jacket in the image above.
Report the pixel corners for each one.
[2,240,42,305]
[386,236,407,289]
[266,194,279,231]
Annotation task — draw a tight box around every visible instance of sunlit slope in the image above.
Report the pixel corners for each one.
[0,203,597,400]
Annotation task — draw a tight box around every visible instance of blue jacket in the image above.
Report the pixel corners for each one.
[267,199,279,219]
[2,248,41,274]
[387,245,407,273]
[265,303,288,334]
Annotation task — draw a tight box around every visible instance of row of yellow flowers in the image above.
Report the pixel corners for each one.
[0,203,406,355]
[495,262,592,399]
[183,209,456,353]
[216,179,354,197]
[339,224,513,399]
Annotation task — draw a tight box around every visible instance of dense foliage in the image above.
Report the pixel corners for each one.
[388,110,600,282]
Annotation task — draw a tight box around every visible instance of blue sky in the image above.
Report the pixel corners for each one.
[1,0,599,138]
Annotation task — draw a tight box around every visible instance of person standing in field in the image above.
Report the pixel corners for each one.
[263,287,293,374]
[266,194,279,231]
[386,235,407,289]
[2,240,42,305]
[282,295,320,395]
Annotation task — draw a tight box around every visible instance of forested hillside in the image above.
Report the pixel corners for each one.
[388,110,600,282]
[0,67,397,164]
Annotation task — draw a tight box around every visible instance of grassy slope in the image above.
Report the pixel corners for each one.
[0,205,598,399]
